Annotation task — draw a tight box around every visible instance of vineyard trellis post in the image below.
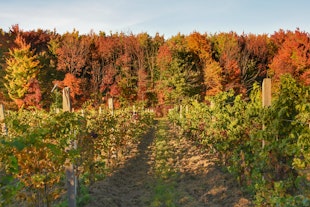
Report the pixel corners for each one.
[99,106,102,115]
[133,105,136,114]
[262,78,272,148]
[0,104,7,135]
[179,105,183,119]
[63,87,76,207]
[108,97,114,115]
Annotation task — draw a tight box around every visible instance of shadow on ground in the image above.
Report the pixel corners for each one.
[86,125,156,207]
[85,120,252,207]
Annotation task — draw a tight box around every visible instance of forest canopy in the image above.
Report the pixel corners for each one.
[1,25,309,110]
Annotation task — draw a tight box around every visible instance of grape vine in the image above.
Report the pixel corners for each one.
[0,106,153,207]
[169,75,310,206]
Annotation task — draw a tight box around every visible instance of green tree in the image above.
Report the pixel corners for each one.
[159,33,204,104]
[4,34,41,108]
[163,58,202,104]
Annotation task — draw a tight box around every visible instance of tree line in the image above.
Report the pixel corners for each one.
[0,25,309,110]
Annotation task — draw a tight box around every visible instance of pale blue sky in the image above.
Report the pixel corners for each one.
[1,0,310,38]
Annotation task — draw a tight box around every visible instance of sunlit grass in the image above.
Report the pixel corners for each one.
[151,180,177,207]
[150,119,179,207]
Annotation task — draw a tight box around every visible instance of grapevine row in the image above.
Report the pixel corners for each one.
[169,75,310,206]
[0,106,153,206]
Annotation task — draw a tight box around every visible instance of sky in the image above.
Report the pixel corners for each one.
[1,0,310,38]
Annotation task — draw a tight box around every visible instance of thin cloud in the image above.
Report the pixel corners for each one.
[1,0,310,36]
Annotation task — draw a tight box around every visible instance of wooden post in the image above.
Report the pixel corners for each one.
[63,87,72,113]
[99,107,102,115]
[185,105,189,114]
[262,78,271,148]
[179,105,183,119]
[63,87,76,207]
[0,104,4,121]
[262,78,272,108]
[108,98,114,115]
[0,104,7,135]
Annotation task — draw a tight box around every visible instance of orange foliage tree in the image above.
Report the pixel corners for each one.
[186,32,222,96]
[56,31,89,76]
[270,29,310,86]
[156,44,172,105]
[53,73,83,104]
[55,31,90,105]
[238,33,271,93]
[94,34,121,101]
[210,32,242,93]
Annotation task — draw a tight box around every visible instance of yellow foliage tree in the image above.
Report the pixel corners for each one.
[4,34,40,108]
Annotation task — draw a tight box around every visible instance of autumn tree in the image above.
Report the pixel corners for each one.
[203,60,223,96]
[84,33,102,102]
[4,34,41,108]
[157,44,172,74]
[135,33,149,102]
[186,32,222,96]
[158,33,204,104]
[156,43,172,105]
[21,29,63,108]
[53,73,83,104]
[56,30,89,76]
[109,33,140,105]
[237,33,271,93]
[5,26,310,108]
[210,32,242,93]
[0,26,19,104]
[22,29,52,54]
[23,79,42,108]
[136,33,164,106]
[55,30,90,105]
[270,29,310,86]
[95,34,121,100]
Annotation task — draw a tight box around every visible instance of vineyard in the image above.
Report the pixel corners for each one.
[0,104,153,206]
[0,75,309,207]
[169,75,310,206]
[1,17,310,207]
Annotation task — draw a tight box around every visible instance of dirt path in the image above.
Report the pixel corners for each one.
[85,124,156,207]
[85,119,252,207]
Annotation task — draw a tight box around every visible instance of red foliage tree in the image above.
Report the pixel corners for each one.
[23,79,42,108]
[93,35,121,99]
[211,32,242,93]
[137,68,147,101]
[55,31,90,105]
[156,44,172,73]
[56,31,89,76]
[270,29,310,85]
[238,33,271,93]
[22,29,52,54]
